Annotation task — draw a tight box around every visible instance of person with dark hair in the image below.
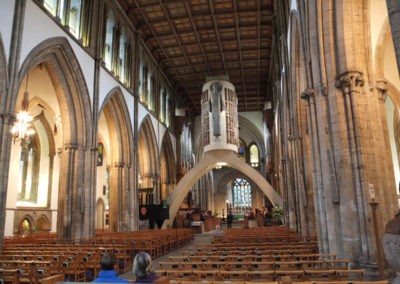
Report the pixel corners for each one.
[92,252,129,283]
[133,252,158,283]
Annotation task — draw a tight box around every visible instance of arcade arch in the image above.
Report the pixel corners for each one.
[138,115,159,204]
[98,87,134,231]
[5,38,94,240]
[160,132,175,201]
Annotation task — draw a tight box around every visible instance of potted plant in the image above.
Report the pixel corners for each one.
[271,206,284,225]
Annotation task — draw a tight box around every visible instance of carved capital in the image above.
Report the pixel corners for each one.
[0,112,16,125]
[376,80,388,102]
[301,88,315,102]
[336,71,364,95]
[64,143,78,151]
[91,146,99,152]
[113,162,125,168]
[320,86,329,97]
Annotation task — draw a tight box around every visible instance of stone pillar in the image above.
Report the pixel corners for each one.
[336,71,373,266]
[0,0,26,251]
[386,0,400,76]
[57,143,78,239]
[132,30,141,231]
[376,80,397,218]
[153,173,160,204]
[0,113,15,251]
[121,163,130,231]
[85,146,98,237]
[301,88,329,254]
[108,162,124,232]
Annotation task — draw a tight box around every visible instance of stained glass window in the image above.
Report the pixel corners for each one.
[233,178,251,208]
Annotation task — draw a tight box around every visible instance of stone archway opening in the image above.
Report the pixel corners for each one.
[162,149,282,229]
[97,88,134,232]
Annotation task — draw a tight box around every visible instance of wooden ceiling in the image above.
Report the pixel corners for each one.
[118,0,274,115]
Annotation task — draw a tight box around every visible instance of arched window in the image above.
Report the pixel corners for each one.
[180,124,192,169]
[44,0,58,16]
[166,93,171,127]
[43,0,84,41]
[149,74,155,111]
[159,89,165,123]
[249,144,259,167]
[68,0,82,38]
[14,111,54,208]
[118,27,127,83]
[141,65,148,104]
[104,10,115,70]
[232,178,252,209]
[17,136,40,203]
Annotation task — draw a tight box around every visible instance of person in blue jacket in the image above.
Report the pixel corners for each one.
[93,252,129,283]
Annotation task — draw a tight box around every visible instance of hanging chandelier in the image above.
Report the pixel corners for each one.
[11,74,35,143]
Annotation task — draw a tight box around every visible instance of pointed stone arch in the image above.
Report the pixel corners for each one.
[214,171,265,210]
[238,116,264,154]
[18,215,34,234]
[160,132,175,201]
[35,214,50,232]
[16,37,94,240]
[138,115,159,202]
[162,149,282,228]
[374,17,391,79]
[99,87,134,231]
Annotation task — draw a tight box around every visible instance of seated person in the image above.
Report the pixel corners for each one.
[133,252,158,283]
[92,252,129,283]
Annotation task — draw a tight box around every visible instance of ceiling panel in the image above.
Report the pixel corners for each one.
[120,0,274,115]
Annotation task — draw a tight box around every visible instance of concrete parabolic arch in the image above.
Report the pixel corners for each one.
[162,149,283,229]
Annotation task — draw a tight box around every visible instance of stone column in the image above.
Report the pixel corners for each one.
[0,0,26,251]
[108,162,124,232]
[386,0,400,76]
[301,88,329,254]
[153,173,160,204]
[57,143,77,239]
[132,30,141,231]
[0,113,15,251]
[376,80,397,216]
[336,71,372,266]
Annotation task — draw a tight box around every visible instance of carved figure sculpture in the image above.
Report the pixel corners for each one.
[209,81,225,137]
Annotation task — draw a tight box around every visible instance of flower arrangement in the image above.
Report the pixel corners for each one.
[271,206,284,219]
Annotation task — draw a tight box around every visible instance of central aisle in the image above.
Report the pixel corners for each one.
[121,230,216,280]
